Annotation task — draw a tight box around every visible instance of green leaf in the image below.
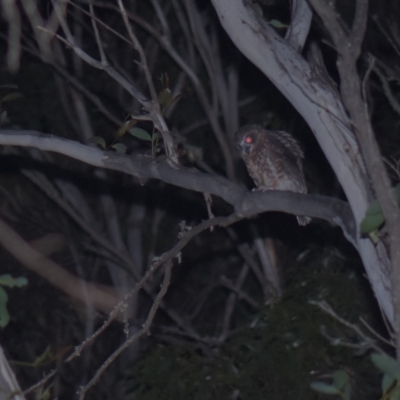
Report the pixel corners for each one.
[332,370,349,390]
[158,88,172,107]
[152,132,159,143]
[360,184,400,233]
[365,198,383,216]
[1,111,7,121]
[0,287,9,328]
[343,383,351,400]
[129,127,152,141]
[111,143,127,154]
[310,382,340,395]
[115,119,137,139]
[382,373,396,393]
[0,274,27,288]
[32,345,52,367]
[1,92,23,102]
[87,136,107,149]
[12,276,27,287]
[269,19,289,28]
[371,353,400,380]
[390,387,400,400]
[360,213,384,234]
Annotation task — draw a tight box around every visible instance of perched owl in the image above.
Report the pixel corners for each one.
[236,125,310,225]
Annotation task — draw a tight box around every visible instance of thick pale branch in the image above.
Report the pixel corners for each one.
[210,0,393,326]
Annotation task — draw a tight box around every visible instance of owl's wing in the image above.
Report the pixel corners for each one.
[269,131,307,192]
[281,157,307,192]
[275,131,304,160]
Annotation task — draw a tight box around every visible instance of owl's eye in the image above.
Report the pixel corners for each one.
[245,135,253,144]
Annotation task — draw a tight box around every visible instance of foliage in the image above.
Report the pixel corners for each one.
[0,274,27,328]
[0,84,23,125]
[371,353,400,400]
[128,246,380,400]
[311,370,351,399]
[360,184,400,237]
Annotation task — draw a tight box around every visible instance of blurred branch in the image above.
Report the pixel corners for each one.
[21,168,138,277]
[0,343,25,400]
[1,0,21,71]
[219,275,259,308]
[218,264,249,342]
[0,216,120,316]
[254,237,281,298]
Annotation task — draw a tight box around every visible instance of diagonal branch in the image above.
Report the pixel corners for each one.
[78,261,173,400]
[23,213,242,396]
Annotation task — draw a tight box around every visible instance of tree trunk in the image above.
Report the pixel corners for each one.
[210,0,393,322]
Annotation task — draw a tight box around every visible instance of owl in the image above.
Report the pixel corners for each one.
[236,125,310,225]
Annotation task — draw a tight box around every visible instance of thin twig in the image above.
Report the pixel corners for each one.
[309,300,384,353]
[373,62,400,116]
[86,0,234,178]
[22,214,241,395]
[21,169,139,279]
[219,275,259,308]
[78,261,173,399]
[88,0,106,62]
[359,316,395,347]
[116,0,158,104]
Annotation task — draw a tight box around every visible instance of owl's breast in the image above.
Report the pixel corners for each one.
[243,151,304,192]
[243,152,278,189]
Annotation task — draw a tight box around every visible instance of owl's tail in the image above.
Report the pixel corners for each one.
[297,215,311,226]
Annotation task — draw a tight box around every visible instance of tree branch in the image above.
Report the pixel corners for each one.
[0,130,356,244]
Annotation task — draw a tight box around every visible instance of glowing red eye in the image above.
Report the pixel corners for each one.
[245,136,253,144]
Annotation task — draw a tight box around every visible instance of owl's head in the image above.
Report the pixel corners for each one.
[236,125,260,154]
